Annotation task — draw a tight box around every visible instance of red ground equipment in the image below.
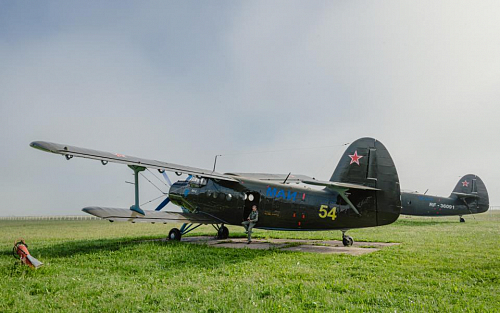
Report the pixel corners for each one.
[13,239,43,268]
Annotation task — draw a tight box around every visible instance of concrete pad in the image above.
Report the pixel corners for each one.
[182,236,399,255]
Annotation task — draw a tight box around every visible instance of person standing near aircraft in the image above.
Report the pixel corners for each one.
[242,205,258,244]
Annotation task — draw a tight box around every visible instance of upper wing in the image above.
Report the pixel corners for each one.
[228,173,380,189]
[30,141,238,182]
[227,173,314,183]
[83,207,222,224]
[301,178,381,191]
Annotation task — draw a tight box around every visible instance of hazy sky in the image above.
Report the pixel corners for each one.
[1,1,499,216]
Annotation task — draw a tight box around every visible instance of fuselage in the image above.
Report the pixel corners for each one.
[168,177,397,231]
[401,192,489,216]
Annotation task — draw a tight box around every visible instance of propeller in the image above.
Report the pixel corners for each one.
[127,169,194,212]
[161,171,172,187]
[130,169,195,212]
[154,171,173,211]
[153,172,192,211]
[155,196,170,211]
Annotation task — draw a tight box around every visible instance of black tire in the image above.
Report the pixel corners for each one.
[460,217,465,223]
[217,226,229,239]
[168,228,182,241]
[342,235,354,247]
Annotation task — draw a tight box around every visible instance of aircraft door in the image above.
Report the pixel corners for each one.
[243,192,260,220]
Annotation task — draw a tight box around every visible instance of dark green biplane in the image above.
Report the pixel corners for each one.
[31,137,402,246]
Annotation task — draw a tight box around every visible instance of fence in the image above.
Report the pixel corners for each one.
[0,215,100,221]
[1,206,499,221]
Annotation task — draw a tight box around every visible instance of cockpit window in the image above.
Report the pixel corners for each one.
[189,177,208,188]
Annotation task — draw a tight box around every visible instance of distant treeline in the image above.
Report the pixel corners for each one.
[0,215,100,220]
[1,207,499,220]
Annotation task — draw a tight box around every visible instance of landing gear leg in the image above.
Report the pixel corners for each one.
[168,223,203,241]
[213,224,229,239]
[342,230,354,247]
[459,216,465,223]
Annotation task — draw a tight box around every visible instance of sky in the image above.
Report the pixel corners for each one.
[1,1,499,216]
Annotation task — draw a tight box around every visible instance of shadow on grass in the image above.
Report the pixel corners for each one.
[396,219,459,226]
[43,238,155,258]
[2,236,278,272]
[1,237,145,258]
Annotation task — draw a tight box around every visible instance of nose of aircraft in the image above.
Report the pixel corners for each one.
[168,181,189,205]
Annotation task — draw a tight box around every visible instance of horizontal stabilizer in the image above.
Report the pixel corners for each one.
[302,179,380,191]
[82,207,222,224]
[452,192,480,199]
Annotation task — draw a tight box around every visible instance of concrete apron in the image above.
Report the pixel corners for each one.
[181,236,400,256]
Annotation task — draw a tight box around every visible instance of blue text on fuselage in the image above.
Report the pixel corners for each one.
[266,187,297,201]
[418,196,434,202]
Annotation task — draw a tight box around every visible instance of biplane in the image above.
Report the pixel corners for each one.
[31,137,402,246]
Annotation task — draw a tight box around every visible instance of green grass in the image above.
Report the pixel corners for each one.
[1,212,499,312]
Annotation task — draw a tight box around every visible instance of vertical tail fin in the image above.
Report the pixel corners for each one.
[451,174,489,213]
[330,138,401,225]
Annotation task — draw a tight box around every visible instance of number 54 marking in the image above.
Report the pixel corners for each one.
[318,205,337,220]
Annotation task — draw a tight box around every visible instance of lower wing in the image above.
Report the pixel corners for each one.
[83,207,222,224]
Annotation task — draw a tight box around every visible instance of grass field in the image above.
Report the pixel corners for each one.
[1,212,499,312]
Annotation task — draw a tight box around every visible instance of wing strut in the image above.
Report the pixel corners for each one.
[129,165,146,215]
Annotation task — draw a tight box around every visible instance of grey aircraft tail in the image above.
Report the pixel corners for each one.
[450,174,489,213]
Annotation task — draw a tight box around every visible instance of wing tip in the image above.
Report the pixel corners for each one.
[30,141,60,153]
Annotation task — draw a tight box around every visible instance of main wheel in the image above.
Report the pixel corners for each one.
[342,235,354,247]
[168,228,182,241]
[459,217,465,223]
[217,225,229,239]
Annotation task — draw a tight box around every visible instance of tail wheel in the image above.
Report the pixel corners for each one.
[168,228,182,241]
[341,230,354,247]
[342,234,354,247]
[217,226,229,239]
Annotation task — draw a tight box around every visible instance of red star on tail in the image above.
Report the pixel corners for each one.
[462,180,469,187]
[349,150,363,165]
